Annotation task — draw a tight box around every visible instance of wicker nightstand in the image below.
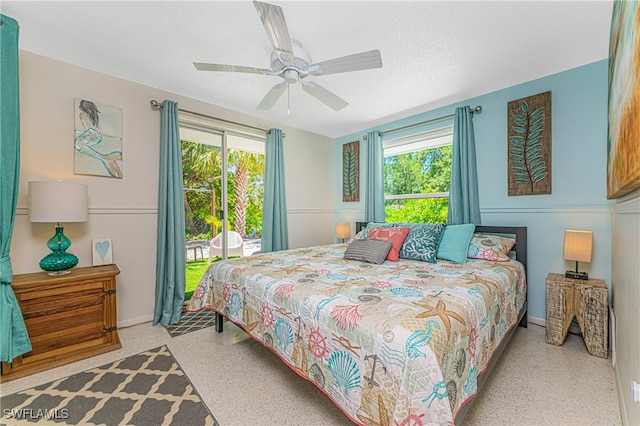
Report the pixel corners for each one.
[545,272,608,358]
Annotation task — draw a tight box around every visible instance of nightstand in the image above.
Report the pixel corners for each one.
[1,265,121,381]
[545,272,608,358]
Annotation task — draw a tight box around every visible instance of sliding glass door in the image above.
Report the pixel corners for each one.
[179,124,265,300]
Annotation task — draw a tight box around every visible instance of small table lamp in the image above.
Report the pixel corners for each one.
[28,181,88,275]
[336,222,351,243]
[563,229,592,280]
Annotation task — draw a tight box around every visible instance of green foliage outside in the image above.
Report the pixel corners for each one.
[384,144,452,224]
[185,257,238,301]
[181,138,264,301]
[184,259,212,301]
[181,140,265,240]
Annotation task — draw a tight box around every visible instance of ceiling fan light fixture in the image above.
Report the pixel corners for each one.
[284,69,298,83]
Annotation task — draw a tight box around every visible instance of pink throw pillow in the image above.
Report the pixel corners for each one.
[367,227,410,262]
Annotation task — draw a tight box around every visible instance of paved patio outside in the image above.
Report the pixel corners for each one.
[186,238,261,261]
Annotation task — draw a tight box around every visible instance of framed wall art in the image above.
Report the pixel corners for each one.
[92,238,113,266]
[74,98,123,178]
[507,91,552,196]
[607,1,640,199]
[342,141,360,202]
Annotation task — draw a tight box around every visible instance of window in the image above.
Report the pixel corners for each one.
[383,126,453,224]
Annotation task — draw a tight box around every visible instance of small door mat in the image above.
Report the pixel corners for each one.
[166,310,217,338]
[0,345,218,426]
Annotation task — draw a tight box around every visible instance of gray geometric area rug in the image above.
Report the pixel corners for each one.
[0,346,218,426]
[166,310,217,338]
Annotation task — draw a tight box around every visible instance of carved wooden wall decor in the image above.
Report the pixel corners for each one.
[508,91,552,196]
[342,141,360,202]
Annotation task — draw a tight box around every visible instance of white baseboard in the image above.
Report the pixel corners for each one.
[527,315,581,334]
[610,305,616,367]
[118,314,153,329]
[528,315,545,327]
[615,364,629,426]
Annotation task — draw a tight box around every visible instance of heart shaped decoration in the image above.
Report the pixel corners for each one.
[96,240,110,262]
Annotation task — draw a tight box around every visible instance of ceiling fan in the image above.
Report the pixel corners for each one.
[193,1,383,112]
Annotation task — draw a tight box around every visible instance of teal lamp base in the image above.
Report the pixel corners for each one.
[39,252,79,275]
[40,225,79,276]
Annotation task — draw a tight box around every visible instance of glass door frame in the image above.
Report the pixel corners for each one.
[180,111,266,260]
[179,123,230,259]
[219,130,229,260]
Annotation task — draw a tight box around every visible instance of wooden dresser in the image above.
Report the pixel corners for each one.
[1,264,121,382]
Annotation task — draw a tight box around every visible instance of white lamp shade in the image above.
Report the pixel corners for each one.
[563,230,593,263]
[336,222,351,239]
[28,181,88,223]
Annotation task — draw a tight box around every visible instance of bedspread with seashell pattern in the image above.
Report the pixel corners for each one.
[187,243,526,426]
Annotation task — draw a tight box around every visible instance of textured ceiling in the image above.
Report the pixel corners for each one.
[3,1,613,138]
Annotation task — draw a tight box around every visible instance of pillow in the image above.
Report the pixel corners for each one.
[346,229,365,245]
[436,224,476,263]
[397,223,445,263]
[344,239,393,264]
[360,222,397,239]
[467,233,516,262]
[367,227,410,262]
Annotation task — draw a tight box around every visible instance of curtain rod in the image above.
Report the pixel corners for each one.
[363,105,482,140]
[149,100,282,136]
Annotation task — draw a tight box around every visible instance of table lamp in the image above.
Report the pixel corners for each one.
[336,222,350,243]
[28,181,88,275]
[563,229,592,280]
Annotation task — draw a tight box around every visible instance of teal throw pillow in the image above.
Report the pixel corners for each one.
[436,224,476,263]
[398,223,445,263]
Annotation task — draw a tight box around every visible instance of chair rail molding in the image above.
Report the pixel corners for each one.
[17,207,158,216]
[481,206,611,215]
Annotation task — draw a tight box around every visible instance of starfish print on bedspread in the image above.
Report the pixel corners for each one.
[413,299,465,340]
[278,265,311,275]
[384,264,415,274]
[464,274,500,294]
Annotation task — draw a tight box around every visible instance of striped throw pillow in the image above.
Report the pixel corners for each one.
[344,239,393,264]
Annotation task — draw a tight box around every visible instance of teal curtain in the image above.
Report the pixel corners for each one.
[365,130,385,222]
[153,100,186,326]
[261,128,288,252]
[0,15,32,363]
[448,106,481,225]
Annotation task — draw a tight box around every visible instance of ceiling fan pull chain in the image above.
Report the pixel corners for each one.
[287,84,291,116]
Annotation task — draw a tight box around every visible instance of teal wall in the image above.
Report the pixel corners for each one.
[334,60,612,322]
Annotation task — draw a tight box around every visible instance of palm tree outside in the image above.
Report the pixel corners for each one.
[181,138,265,301]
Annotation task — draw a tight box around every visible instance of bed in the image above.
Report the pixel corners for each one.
[187,224,527,425]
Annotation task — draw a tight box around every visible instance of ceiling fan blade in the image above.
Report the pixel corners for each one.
[300,80,348,111]
[194,62,273,75]
[306,50,383,76]
[253,1,294,65]
[257,81,288,110]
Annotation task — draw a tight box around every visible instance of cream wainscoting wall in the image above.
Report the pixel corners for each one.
[11,51,335,327]
[611,191,640,426]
